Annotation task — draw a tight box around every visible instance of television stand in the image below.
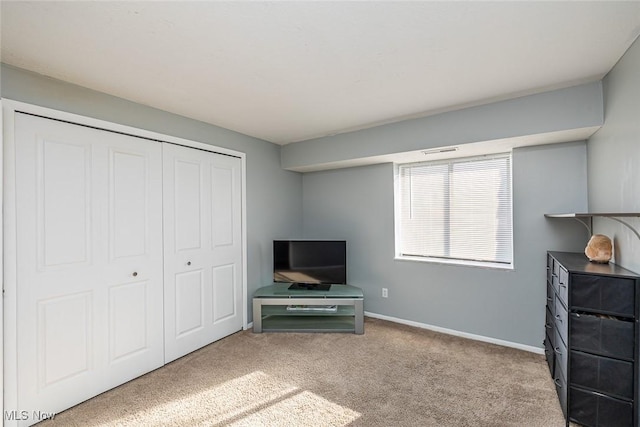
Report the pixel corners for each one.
[253,283,364,334]
[287,282,331,291]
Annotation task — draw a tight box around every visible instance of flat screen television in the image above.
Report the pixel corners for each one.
[273,240,346,291]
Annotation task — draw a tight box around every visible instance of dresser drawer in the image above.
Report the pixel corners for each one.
[571,274,635,317]
[544,332,554,375]
[551,271,560,296]
[570,313,634,360]
[554,327,568,378]
[557,266,569,306]
[552,256,560,280]
[570,387,633,427]
[546,280,555,317]
[554,297,568,345]
[570,351,634,400]
[553,365,568,419]
[545,308,555,338]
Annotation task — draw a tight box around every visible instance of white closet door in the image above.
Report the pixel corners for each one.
[15,114,164,421]
[163,143,243,362]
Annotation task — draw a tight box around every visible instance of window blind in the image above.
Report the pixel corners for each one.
[398,154,513,265]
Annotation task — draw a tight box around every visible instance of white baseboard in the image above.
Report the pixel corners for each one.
[364,311,544,355]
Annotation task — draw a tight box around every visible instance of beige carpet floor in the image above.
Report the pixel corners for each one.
[39,318,565,426]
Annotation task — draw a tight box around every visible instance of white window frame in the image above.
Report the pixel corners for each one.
[394,153,514,270]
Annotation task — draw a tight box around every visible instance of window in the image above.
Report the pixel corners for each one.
[396,154,513,268]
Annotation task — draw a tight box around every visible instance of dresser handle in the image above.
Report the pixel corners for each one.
[554,347,562,356]
[545,323,553,329]
[132,272,138,277]
[555,314,562,323]
[554,378,563,388]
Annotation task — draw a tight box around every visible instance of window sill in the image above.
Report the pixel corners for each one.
[394,255,514,271]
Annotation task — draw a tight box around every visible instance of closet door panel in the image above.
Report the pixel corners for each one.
[108,281,149,362]
[175,270,205,337]
[103,131,164,381]
[39,139,91,267]
[212,264,236,322]
[164,144,242,362]
[16,115,103,419]
[15,114,164,423]
[38,292,92,387]
[209,155,243,338]
[110,150,148,258]
[174,159,203,251]
[211,164,234,247]
[163,144,210,361]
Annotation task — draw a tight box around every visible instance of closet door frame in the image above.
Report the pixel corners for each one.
[1,99,248,425]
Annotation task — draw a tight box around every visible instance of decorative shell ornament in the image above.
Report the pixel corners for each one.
[584,234,612,263]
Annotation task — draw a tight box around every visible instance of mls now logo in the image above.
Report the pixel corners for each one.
[4,410,55,421]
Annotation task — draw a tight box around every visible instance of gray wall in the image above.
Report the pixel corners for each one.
[283,82,603,172]
[587,37,640,274]
[303,142,587,348]
[0,64,303,321]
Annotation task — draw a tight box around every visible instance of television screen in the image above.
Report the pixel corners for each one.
[273,240,347,286]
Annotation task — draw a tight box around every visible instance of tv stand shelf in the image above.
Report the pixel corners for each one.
[252,283,364,334]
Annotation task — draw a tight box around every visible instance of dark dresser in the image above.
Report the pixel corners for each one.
[545,251,639,427]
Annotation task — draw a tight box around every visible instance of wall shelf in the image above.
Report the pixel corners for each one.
[544,213,640,241]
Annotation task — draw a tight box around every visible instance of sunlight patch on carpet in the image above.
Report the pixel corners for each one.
[93,371,359,426]
[229,390,360,427]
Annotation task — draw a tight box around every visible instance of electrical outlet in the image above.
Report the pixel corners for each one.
[382,288,388,298]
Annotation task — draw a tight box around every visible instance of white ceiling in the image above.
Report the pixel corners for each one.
[2,1,640,145]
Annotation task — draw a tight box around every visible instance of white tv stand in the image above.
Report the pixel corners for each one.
[252,283,364,334]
